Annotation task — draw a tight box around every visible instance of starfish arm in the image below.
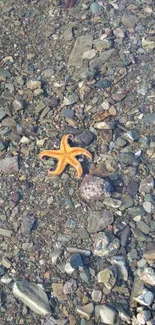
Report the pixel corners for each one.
[38,150,63,160]
[60,134,72,152]
[67,156,83,178]
[48,157,67,176]
[69,147,92,160]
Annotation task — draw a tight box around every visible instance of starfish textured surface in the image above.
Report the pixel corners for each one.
[38,134,92,178]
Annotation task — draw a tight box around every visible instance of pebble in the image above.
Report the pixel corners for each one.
[136,221,150,235]
[139,176,154,193]
[76,303,94,320]
[70,254,84,270]
[95,121,114,130]
[137,310,151,324]
[120,225,131,247]
[121,14,139,29]
[97,266,117,290]
[90,2,101,15]
[91,289,102,303]
[0,156,19,173]
[0,68,11,78]
[94,79,112,89]
[90,49,118,71]
[83,49,97,60]
[69,36,93,67]
[26,80,41,90]
[80,67,96,80]
[79,175,112,202]
[52,283,67,301]
[111,256,128,281]
[93,39,111,51]
[75,130,94,146]
[62,108,74,118]
[13,280,51,316]
[87,209,114,233]
[93,232,120,258]
[95,304,119,325]
[134,289,154,306]
[126,181,139,196]
[143,201,153,213]
[63,279,77,295]
[63,94,78,106]
[103,198,121,208]
[0,228,13,237]
[139,267,155,286]
[51,250,62,264]
[43,68,54,77]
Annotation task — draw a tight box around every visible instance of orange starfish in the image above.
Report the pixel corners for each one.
[38,134,92,178]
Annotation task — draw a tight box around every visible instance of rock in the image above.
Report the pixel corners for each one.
[142,39,155,52]
[120,225,131,247]
[79,175,112,202]
[121,14,139,29]
[0,68,11,78]
[63,26,73,41]
[62,108,74,118]
[127,206,145,217]
[111,256,128,281]
[143,201,153,213]
[0,108,6,120]
[63,94,78,106]
[133,289,154,306]
[27,80,41,90]
[139,267,155,286]
[113,28,125,38]
[95,304,119,325]
[144,250,155,263]
[0,156,19,173]
[70,254,84,270]
[52,283,67,301]
[93,232,120,258]
[130,276,144,307]
[137,310,151,324]
[51,250,62,264]
[139,176,154,193]
[20,213,36,234]
[126,181,139,196]
[136,221,150,235]
[92,289,102,302]
[76,303,94,320]
[69,36,93,67]
[63,279,77,295]
[142,113,155,125]
[0,228,13,237]
[95,121,114,130]
[90,49,118,70]
[87,210,114,233]
[97,266,117,290]
[93,39,111,51]
[90,2,102,15]
[75,130,94,146]
[120,195,134,210]
[13,280,51,316]
[94,79,112,89]
[43,68,54,77]
[80,67,96,80]
[103,198,121,208]
[83,49,97,60]
[118,152,139,166]
[100,130,113,143]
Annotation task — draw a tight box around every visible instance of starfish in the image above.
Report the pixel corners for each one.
[38,134,92,178]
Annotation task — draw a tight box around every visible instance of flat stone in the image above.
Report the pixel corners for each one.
[13,280,51,316]
[27,80,41,90]
[68,36,93,67]
[136,221,150,235]
[90,49,118,70]
[143,201,153,213]
[88,210,114,233]
[52,283,67,301]
[75,130,94,146]
[92,290,102,303]
[79,175,112,202]
[76,303,94,320]
[95,304,118,325]
[127,206,145,217]
[97,266,117,290]
[0,229,13,240]
[126,181,139,196]
[0,156,19,173]
[121,14,139,29]
[83,49,97,60]
[93,39,111,51]
[62,108,74,118]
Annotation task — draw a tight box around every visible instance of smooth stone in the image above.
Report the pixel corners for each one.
[0,108,6,120]
[43,68,54,77]
[51,250,62,264]
[92,289,102,302]
[118,152,139,166]
[90,2,102,15]
[142,113,155,125]
[136,221,150,235]
[139,267,155,286]
[120,225,131,247]
[143,201,153,213]
[88,210,114,233]
[83,49,97,60]
[13,280,51,316]
[131,228,146,241]
[144,194,155,204]
[62,108,74,118]
[103,198,121,208]
[95,304,119,325]
[137,310,151,324]
[93,39,111,51]
[134,289,154,306]
[97,266,117,290]
[76,303,94,320]
[70,254,84,269]
[75,130,94,146]
[121,14,139,29]
[127,206,145,217]
[144,249,155,263]
[111,256,128,281]
[80,67,96,80]
[120,195,134,211]
[130,277,144,307]
[27,80,41,90]
[0,68,11,78]
[139,176,154,193]
[94,79,112,89]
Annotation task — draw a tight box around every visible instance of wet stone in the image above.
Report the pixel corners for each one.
[62,108,74,118]
[87,209,114,233]
[13,280,51,316]
[52,283,67,301]
[120,225,131,247]
[75,130,94,146]
[63,279,77,295]
[143,201,153,213]
[92,289,102,303]
[93,232,120,258]
[79,175,112,202]
[136,221,150,235]
[120,195,134,211]
[90,49,118,71]
[76,303,94,320]
[68,36,93,67]
[121,14,139,29]
[0,156,19,173]
[134,289,154,306]
[70,254,84,270]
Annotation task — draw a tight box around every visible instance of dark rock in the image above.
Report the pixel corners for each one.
[120,225,131,247]
[94,79,112,89]
[61,107,74,118]
[79,175,112,202]
[88,210,114,233]
[75,130,94,146]
[126,181,139,196]
[70,254,84,269]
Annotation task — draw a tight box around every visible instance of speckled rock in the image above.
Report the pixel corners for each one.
[79,175,112,202]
